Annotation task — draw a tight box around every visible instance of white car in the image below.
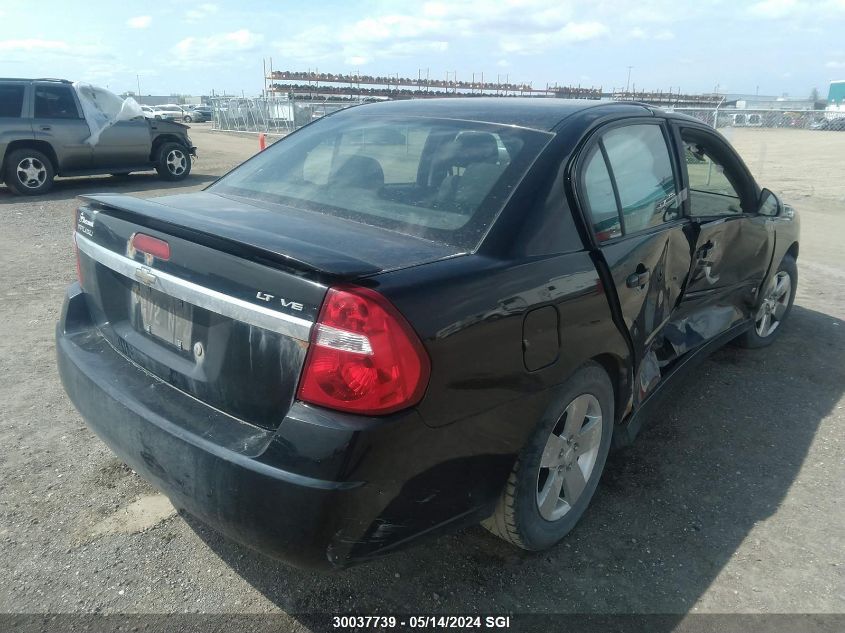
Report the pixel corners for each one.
[147,104,185,121]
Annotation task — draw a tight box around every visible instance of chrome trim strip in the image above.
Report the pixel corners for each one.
[75,233,314,342]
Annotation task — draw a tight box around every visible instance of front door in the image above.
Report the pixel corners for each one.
[32,83,92,172]
[92,119,152,170]
[577,120,692,402]
[671,125,774,342]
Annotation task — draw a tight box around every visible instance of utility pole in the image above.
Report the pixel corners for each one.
[626,66,633,93]
[136,74,141,99]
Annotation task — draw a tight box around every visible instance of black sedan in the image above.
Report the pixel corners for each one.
[56,98,799,568]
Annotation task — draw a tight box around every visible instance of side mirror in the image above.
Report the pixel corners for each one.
[758,188,782,217]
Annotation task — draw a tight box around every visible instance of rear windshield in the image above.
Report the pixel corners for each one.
[210,114,552,250]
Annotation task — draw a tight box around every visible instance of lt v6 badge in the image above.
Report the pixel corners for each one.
[256,291,304,312]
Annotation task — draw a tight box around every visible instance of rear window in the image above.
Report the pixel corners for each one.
[0,85,25,118]
[210,114,552,249]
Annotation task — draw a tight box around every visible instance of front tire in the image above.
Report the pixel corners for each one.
[735,254,797,348]
[484,362,614,551]
[4,148,55,195]
[183,116,193,123]
[155,142,192,181]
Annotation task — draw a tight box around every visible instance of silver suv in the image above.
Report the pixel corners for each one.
[0,78,196,195]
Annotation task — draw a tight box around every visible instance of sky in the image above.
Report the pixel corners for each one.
[1,0,844,98]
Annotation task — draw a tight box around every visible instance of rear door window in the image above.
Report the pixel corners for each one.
[602,124,679,233]
[582,146,622,241]
[580,122,681,240]
[34,85,81,119]
[0,85,25,118]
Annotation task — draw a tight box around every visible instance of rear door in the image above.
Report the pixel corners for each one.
[92,118,151,169]
[0,82,33,162]
[671,124,774,338]
[32,82,92,172]
[576,119,692,401]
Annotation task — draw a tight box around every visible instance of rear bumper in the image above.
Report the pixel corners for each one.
[56,284,502,568]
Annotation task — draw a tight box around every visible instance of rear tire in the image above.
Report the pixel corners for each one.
[735,254,797,348]
[155,142,192,181]
[483,362,614,551]
[4,148,55,195]
[183,116,193,123]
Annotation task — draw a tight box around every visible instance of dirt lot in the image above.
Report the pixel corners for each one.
[0,124,843,628]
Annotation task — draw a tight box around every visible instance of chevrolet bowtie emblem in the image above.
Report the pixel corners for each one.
[135,267,158,287]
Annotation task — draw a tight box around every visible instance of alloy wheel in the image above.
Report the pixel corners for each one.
[755,271,791,337]
[16,157,47,189]
[536,393,603,521]
[166,149,187,176]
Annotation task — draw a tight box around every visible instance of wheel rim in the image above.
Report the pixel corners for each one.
[16,157,47,189]
[536,393,603,521]
[755,271,791,337]
[166,149,186,176]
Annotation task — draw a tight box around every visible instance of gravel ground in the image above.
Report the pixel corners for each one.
[0,124,842,628]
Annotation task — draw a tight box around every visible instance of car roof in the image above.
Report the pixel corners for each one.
[0,78,72,84]
[341,97,652,132]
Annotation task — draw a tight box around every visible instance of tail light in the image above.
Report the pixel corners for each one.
[73,231,83,285]
[297,286,430,415]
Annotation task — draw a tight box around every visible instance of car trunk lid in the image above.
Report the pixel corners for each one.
[74,192,460,429]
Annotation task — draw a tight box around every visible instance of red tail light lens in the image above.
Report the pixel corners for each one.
[131,233,171,261]
[73,232,83,285]
[297,286,430,415]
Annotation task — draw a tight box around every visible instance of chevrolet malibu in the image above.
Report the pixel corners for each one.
[57,98,799,569]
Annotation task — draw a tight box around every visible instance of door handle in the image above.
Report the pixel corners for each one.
[626,268,651,288]
[39,125,52,131]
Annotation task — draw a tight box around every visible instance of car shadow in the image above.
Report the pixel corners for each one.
[182,304,842,630]
[0,172,218,204]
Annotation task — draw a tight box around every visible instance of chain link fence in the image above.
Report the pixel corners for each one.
[669,107,837,130]
[210,96,358,135]
[209,96,844,136]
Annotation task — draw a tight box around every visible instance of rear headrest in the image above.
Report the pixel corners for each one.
[455,132,499,165]
[433,132,500,170]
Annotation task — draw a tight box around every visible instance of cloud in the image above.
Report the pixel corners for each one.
[0,38,69,52]
[500,21,609,54]
[627,26,673,41]
[0,38,112,69]
[826,60,845,68]
[185,3,219,22]
[127,15,152,29]
[172,29,263,67]
[748,0,801,18]
[274,1,609,64]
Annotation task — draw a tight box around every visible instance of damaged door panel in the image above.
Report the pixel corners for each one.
[577,120,692,403]
[665,124,776,354]
[600,229,691,401]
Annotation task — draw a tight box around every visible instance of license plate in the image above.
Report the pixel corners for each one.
[131,284,193,351]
